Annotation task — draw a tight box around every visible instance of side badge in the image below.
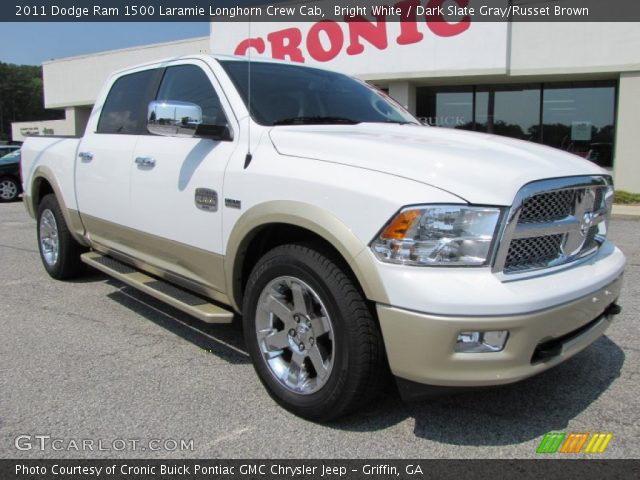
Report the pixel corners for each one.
[225,198,242,210]
[195,188,218,212]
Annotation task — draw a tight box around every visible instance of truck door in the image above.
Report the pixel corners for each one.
[129,61,238,294]
[75,68,163,250]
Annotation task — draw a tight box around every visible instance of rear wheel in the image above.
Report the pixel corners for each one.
[243,244,386,421]
[37,194,85,279]
[0,177,20,202]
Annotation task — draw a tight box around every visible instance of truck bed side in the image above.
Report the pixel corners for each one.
[21,136,81,217]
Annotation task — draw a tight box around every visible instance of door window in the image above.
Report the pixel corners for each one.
[156,65,227,129]
[97,69,161,135]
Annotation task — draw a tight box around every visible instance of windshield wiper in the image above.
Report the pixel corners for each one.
[272,116,360,126]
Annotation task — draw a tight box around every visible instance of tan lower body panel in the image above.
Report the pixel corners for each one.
[80,214,231,307]
[81,251,233,323]
[23,194,35,218]
[67,208,85,240]
[377,275,623,387]
[24,194,89,246]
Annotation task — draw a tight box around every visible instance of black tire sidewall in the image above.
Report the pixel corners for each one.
[36,194,74,279]
[243,247,358,418]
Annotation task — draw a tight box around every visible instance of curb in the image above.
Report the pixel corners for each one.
[612,204,640,219]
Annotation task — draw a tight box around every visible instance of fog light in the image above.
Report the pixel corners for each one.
[455,330,509,353]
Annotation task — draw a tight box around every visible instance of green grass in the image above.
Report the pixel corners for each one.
[614,190,640,205]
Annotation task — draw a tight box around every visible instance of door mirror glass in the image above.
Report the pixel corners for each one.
[147,100,202,138]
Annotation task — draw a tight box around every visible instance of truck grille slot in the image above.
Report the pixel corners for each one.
[493,176,612,275]
[505,234,563,272]
[518,189,575,223]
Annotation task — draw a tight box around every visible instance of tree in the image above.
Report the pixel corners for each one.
[0,62,64,142]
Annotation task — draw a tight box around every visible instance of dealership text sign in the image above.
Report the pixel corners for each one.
[212,2,508,77]
[231,0,471,63]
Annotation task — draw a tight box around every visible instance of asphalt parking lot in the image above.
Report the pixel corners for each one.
[1,200,638,459]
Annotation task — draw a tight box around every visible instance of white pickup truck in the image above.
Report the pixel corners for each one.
[21,55,625,421]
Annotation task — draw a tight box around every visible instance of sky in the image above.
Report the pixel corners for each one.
[0,22,211,65]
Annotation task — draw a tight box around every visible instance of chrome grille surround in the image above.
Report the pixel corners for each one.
[493,176,613,275]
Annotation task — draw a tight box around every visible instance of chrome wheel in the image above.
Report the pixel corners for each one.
[255,276,334,395]
[0,178,18,200]
[244,244,386,420]
[39,209,59,266]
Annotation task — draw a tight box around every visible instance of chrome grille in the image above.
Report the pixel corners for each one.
[505,234,564,272]
[519,190,575,223]
[494,176,613,275]
[583,225,600,252]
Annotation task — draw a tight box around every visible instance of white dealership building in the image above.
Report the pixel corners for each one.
[11,11,640,193]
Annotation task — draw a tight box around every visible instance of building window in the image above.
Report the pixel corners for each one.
[475,85,540,141]
[416,87,473,129]
[542,82,616,167]
[416,80,617,167]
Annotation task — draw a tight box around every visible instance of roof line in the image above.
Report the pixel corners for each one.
[42,36,209,65]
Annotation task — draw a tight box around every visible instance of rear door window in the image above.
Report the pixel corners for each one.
[97,69,162,135]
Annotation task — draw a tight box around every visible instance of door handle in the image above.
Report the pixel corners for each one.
[135,156,156,168]
[78,151,94,161]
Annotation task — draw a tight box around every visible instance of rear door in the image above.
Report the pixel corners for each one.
[76,68,162,249]
[128,60,238,292]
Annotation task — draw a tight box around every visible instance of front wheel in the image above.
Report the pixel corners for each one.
[37,194,86,279]
[243,244,386,421]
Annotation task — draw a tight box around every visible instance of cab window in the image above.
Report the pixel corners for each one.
[97,69,161,135]
[156,65,227,129]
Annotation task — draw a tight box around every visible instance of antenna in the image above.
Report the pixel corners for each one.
[244,18,253,169]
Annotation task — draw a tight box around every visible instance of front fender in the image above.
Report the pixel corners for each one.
[224,200,389,312]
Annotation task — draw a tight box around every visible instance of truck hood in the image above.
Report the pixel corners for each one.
[269,123,606,206]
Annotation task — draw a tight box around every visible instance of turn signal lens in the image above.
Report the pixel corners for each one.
[380,209,421,240]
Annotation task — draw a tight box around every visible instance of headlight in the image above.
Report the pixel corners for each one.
[371,205,503,266]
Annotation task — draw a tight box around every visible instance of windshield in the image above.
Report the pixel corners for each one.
[220,60,419,127]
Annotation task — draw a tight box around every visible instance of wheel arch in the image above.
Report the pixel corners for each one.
[28,167,88,246]
[224,201,389,313]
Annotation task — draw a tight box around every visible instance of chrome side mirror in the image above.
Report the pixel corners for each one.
[147,100,202,138]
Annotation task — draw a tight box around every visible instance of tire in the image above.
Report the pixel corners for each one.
[243,244,386,421]
[0,176,20,202]
[37,194,86,279]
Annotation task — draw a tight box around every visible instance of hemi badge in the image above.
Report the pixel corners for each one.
[225,198,242,209]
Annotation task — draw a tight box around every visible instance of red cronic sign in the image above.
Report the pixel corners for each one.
[234,0,472,63]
